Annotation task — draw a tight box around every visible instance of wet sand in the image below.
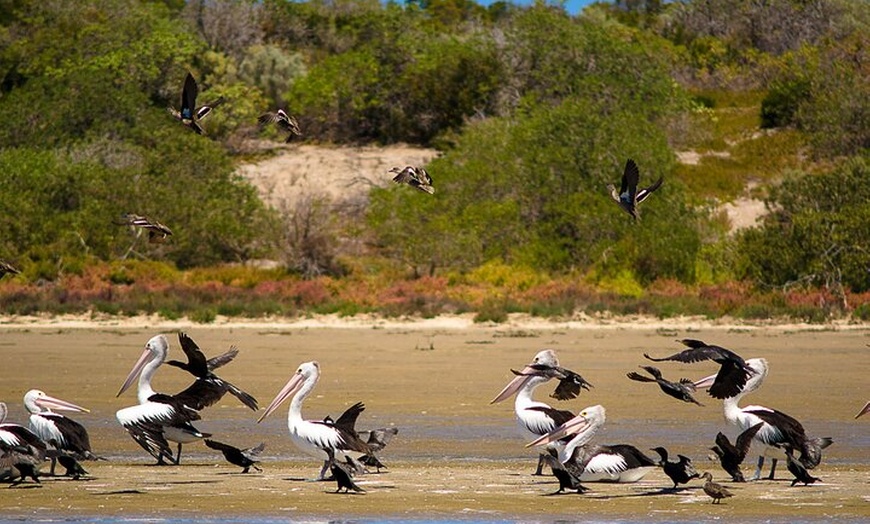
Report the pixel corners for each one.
[0,318,868,521]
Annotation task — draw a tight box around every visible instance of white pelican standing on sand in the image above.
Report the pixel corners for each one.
[24,389,99,474]
[528,404,657,483]
[695,358,832,480]
[116,334,212,464]
[490,350,592,475]
[257,361,371,480]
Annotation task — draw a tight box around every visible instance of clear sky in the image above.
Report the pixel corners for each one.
[473,0,600,15]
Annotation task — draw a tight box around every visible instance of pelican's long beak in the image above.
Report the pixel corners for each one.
[694,372,717,390]
[257,372,306,423]
[490,365,537,404]
[36,394,90,413]
[526,412,592,448]
[117,347,152,397]
[856,401,870,420]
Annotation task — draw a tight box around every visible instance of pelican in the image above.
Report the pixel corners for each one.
[168,72,224,135]
[1,402,47,485]
[116,334,217,464]
[695,358,832,480]
[528,405,657,483]
[490,350,592,475]
[645,339,755,399]
[257,361,372,480]
[24,389,100,475]
[607,158,663,221]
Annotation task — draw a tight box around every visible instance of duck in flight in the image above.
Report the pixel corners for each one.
[168,72,224,135]
[258,109,302,142]
[607,158,663,221]
[116,213,173,243]
[390,166,435,194]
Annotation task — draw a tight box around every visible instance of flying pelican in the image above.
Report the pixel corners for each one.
[0,402,47,485]
[116,334,217,464]
[490,350,592,475]
[24,389,100,475]
[626,366,703,406]
[257,361,372,480]
[695,358,833,480]
[258,109,302,142]
[650,447,699,489]
[607,158,663,221]
[527,405,657,483]
[167,332,258,411]
[168,72,224,135]
[390,166,435,194]
[710,422,763,482]
[645,339,755,399]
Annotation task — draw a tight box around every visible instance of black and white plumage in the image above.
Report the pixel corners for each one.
[645,339,754,399]
[606,158,662,221]
[650,447,699,488]
[115,334,218,464]
[710,422,763,482]
[0,403,47,485]
[389,166,435,194]
[626,366,703,406]
[528,405,657,483]
[168,72,224,135]
[204,439,264,473]
[785,448,820,486]
[116,213,173,243]
[24,389,100,475]
[167,332,258,411]
[0,260,19,278]
[491,350,588,475]
[258,109,302,142]
[698,358,833,480]
[257,361,373,480]
[700,472,733,504]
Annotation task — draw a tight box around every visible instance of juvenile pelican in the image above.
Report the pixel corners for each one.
[528,405,657,483]
[696,358,832,480]
[257,361,371,480]
[491,350,592,475]
[24,389,99,475]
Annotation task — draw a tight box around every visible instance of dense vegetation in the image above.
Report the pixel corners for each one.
[0,0,867,322]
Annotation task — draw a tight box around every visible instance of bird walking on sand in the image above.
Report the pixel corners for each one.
[650,447,699,489]
[626,366,703,406]
[700,472,733,504]
[785,448,820,486]
[204,439,264,473]
[540,449,588,495]
[329,451,366,493]
[390,166,435,194]
[607,158,662,221]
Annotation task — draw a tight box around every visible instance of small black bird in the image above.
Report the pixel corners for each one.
[710,422,763,482]
[329,454,365,494]
[650,447,699,489]
[627,366,703,406]
[357,427,398,472]
[785,448,820,486]
[540,450,588,495]
[258,109,302,142]
[607,158,663,221]
[390,166,435,194]
[204,439,264,473]
[510,364,593,401]
[645,339,754,399]
[56,455,88,479]
[701,471,734,504]
[168,72,224,135]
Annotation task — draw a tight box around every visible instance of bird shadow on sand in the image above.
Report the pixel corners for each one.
[146,479,221,486]
[93,489,145,495]
[581,486,708,500]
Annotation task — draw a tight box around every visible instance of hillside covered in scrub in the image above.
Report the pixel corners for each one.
[0,0,867,322]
